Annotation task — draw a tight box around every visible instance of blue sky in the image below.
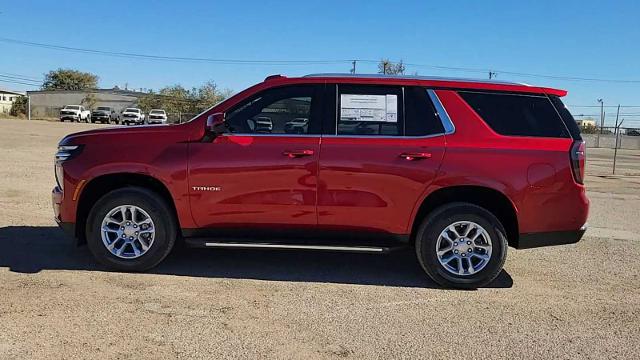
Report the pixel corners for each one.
[1,0,639,125]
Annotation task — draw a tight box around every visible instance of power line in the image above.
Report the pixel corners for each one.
[0,37,349,65]
[2,36,640,83]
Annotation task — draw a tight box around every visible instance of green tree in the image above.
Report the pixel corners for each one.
[137,81,231,115]
[9,95,28,117]
[378,59,406,75]
[42,68,99,90]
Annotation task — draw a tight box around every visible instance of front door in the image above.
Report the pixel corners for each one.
[317,85,447,235]
[188,84,324,231]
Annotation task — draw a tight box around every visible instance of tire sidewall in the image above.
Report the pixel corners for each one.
[86,187,176,271]
[416,203,508,288]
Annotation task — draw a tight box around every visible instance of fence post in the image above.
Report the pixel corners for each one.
[28,95,31,121]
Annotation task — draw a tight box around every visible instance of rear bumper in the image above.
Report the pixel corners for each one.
[514,224,587,249]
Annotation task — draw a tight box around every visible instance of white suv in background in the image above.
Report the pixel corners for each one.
[121,108,145,125]
[147,109,168,124]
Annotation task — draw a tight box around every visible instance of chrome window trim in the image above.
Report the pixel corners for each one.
[222,133,320,138]
[427,89,455,135]
[221,87,455,140]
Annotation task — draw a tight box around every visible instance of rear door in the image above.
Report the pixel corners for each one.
[317,85,447,235]
[188,84,324,230]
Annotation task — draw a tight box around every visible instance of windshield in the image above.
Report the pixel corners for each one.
[96,107,110,111]
[64,105,80,110]
[124,108,140,113]
[150,110,165,114]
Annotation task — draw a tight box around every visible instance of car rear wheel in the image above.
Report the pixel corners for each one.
[415,202,507,289]
[86,187,177,271]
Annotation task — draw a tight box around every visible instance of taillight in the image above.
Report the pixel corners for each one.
[570,140,586,184]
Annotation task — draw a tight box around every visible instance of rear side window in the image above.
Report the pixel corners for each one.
[337,85,403,136]
[404,87,444,136]
[459,92,569,138]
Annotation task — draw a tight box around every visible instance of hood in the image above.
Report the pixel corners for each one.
[58,123,194,146]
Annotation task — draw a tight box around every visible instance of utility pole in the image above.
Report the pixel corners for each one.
[597,99,604,147]
[613,105,622,174]
[350,60,357,74]
[27,94,31,121]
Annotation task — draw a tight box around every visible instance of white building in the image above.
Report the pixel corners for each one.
[576,119,596,128]
[0,89,24,114]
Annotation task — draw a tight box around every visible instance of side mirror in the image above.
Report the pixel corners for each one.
[206,112,227,135]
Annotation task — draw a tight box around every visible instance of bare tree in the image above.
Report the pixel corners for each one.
[378,59,406,75]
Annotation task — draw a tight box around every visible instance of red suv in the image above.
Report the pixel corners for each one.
[52,74,589,288]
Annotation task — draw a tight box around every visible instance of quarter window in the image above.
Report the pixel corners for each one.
[459,91,569,138]
[226,85,320,135]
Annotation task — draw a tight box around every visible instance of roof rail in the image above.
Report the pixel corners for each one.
[303,73,527,86]
[264,74,286,82]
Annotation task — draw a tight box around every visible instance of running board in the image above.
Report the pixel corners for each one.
[186,239,394,253]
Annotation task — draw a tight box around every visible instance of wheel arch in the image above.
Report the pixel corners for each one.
[75,172,180,245]
[410,185,519,247]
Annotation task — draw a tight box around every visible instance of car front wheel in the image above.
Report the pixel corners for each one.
[415,202,508,289]
[86,187,177,271]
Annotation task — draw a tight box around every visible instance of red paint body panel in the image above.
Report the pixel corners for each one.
[317,135,446,234]
[53,74,587,245]
[188,135,319,228]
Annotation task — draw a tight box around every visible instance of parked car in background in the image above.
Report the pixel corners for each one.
[627,129,640,136]
[254,116,273,133]
[52,74,589,289]
[147,109,168,124]
[284,118,309,134]
[121,108,145,125]
[91,107,119,124]
[60,105,91,122]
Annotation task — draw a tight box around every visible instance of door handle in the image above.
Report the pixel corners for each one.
[283,149,314,158]
[399,152,432,161]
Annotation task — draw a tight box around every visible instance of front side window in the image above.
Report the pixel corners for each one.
[459,91,569,138]
[225,85,320,135]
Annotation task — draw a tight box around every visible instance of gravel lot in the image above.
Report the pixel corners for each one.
[0,118,638,359]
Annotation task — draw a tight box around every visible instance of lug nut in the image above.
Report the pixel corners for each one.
[122,234,126,238]
[454,250,459,254]
[126,222,131,226]
[135,231,139,235]
[462,253,466,257]
[467,241,472,245]
[468,248,472,252]
[121,226,125,230]
[129,236,134,240]
[133,224,138,228]
[453,242,458,246]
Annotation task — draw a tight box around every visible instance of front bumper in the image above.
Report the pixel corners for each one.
[515,224,587,249]
[60,115,79,120]
[52,186,76,239]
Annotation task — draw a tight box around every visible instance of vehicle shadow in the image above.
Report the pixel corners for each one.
[0,226,513,289]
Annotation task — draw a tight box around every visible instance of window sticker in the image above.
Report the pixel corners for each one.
[340,94,398,123]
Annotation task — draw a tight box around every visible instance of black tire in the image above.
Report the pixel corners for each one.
[86,187,177,271]
[415,202,508,289]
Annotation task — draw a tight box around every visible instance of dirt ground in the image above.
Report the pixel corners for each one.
[0,118,638,359]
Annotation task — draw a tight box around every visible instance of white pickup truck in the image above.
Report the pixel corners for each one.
[121,108,145,125]
[60,105,91,122]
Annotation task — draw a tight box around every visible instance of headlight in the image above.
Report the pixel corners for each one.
[54,145,83,191]
[55,145,81,161]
